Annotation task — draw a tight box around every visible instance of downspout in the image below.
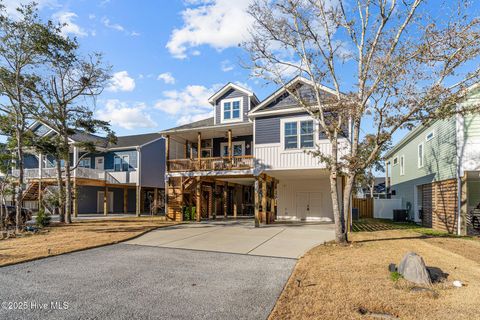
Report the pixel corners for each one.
[455,112,463,236]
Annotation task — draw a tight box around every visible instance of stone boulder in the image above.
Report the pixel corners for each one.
[398,252,432,285]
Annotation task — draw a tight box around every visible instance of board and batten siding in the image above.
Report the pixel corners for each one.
[214,88,250,125]
[254,113,349,170]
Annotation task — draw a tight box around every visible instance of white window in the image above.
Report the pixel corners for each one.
[393,156,398,166]
[78,158,91,168]
[426,131,434,141]
[418,143,424,168]
[400,155,405,175]
[220,141,245,157]
[221,98,242,122]
[282,118,315,150]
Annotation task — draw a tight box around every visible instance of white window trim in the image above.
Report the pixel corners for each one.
[95,156,104,170]
[280,115,317,152]
[393,156,398,166]
[425,130,435,141]
[78,157,91,168]
[220,97,244,123]
[400,155,405,176]
[220,141,246,157]
[417,142,424,168]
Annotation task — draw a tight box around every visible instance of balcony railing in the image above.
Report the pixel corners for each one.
[168,155,254,172]
[12,167,138,185]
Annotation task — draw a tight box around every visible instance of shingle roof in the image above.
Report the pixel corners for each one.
[109,133,163,149]
[161,117,215,132]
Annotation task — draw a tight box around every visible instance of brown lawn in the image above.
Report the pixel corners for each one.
[270,225,480,320]
[0,217,176,267]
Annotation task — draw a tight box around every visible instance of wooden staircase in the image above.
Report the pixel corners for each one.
[22,181,41,201]
[167,176,200,221]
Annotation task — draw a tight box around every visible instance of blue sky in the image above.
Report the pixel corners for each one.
[3,0,480,143]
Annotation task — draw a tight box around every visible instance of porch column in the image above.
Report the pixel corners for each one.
[254,177,260,227]
[227,129,232,168]
[136,185,141,216]
[460,173,468,235]
[123,187,128,214]
[73,179,78,218]
[197,132,202,170]
[262,175,267,224]
[73,146,78,178]
[165,135,170,172]
[213,182,217,219]
[385,160,389,198]
[103,186,108,216]
[38,153,43,211]
[196,178,202,222]
[233,186,237,219]
[153,187,159,215]
[223,186,228,218]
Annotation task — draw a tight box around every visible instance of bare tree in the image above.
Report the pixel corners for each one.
[245,0,480,243]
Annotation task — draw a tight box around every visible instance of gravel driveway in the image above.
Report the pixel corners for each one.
[0,243,295,320]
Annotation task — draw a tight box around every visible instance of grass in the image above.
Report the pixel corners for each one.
[0,216,176,267]
[270,222,480,320]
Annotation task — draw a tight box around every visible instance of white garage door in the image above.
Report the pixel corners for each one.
[295,192,322,220]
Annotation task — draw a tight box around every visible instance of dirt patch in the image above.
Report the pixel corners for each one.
[0,217,176,266]
[269,230,480,320]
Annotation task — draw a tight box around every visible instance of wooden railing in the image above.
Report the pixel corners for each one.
[168,155,255,172]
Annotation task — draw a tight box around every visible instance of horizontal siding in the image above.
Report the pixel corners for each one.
[388,117,457,187]
[255,112,309,145]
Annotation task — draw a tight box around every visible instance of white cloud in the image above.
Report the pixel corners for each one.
[107,71,136,92]
[155,84,221,124]
[130,31,141,37]
[101,17,124,32]
[221,60,234,72]
[157,72,176,84]
[2,0,59,19]
[53,11,87,37]
[166,0,253,59]
[96,100,157,130]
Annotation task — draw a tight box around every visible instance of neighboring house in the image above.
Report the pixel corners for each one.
[15,121,166,215]
[162,77,351,223]
[355,177,386,199]
[385,87,480,235]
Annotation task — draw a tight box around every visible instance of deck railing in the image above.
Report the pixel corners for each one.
[168,155,254,172]
[12,167,134,184]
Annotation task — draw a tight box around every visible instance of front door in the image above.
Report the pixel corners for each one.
[95,157,104,170]
[296,192,309,221]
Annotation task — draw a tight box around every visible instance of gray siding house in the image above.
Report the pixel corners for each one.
[19,122,166,216]
[162,77,351,223]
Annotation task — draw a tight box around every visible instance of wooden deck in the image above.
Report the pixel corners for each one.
[168,155,254,172]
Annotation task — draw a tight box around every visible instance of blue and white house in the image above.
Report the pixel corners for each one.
[162,77,350,223]
[18,121,166,216]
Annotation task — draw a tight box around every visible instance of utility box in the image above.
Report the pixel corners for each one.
[393,209,409,222]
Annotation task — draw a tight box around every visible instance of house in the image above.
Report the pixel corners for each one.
[15,121,166,216]
[384,87,480,235]
[162,77,351,223]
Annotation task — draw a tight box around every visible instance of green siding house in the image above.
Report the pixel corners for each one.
[385,89,480,235]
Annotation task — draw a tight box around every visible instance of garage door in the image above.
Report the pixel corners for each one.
[296,192,322,220]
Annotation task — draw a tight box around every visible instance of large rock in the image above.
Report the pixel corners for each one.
[398,252,432,285]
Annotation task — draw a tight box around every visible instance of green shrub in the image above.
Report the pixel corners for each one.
[35,208,51,228]
[390,271,403,282]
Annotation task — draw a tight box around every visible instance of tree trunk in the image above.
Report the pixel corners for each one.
[343,174,356,241]
[0,191,4,231]
[329,137,347,244]
[56,157,65,223]
[15,130,23,233]
[63,136,72,224]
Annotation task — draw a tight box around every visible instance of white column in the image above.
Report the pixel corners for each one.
[38,153,43,178]
[73,146,78,178]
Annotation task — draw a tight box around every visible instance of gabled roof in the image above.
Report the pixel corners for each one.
[248,76,338,116]
[110,133,163,149]
[162,117,215,132]
[208,82,259,105]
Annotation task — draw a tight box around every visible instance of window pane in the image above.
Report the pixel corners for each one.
[122,156,129,171]
[224,102,231,110]
[114,157,121,171]
[301,134,314,148]
[223,102,231,120]
[224,110,231,119]
[285,136,298,149]
[300,121,313,134]
[233,145,243,156]
[284,122,297,136]
[232,101,240,109]
[222,146,228,157]
[232,109,240,118]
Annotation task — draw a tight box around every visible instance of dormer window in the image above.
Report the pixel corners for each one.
[221,97,243,122]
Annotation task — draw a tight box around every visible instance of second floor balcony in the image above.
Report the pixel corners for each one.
[13,167,138,185]
[168,155,254,172]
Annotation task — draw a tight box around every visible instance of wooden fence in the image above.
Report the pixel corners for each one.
[352,197,374,218]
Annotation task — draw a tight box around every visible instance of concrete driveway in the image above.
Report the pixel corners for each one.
[127,220,335,259]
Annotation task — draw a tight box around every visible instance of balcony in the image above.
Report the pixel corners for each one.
[13,167,138,185]
[168,155,254,172]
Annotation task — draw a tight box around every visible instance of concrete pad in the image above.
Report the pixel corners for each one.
[128,220,335,259]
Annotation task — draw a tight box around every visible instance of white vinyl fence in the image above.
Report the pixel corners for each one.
[373,198,403,219]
